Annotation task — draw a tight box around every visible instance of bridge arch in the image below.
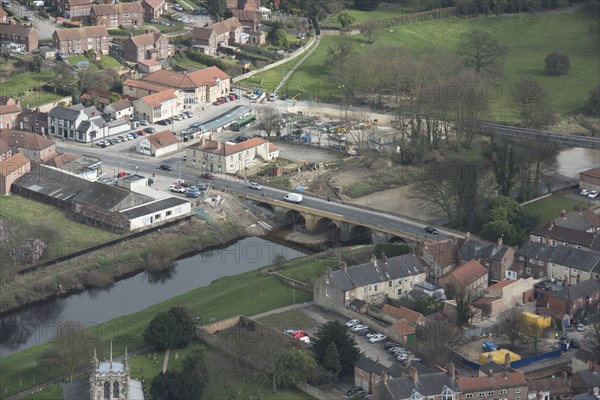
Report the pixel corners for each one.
[345,225,372,244]
[282,209,305,227]
[314,217,339,233]
[388,236,406,243]
[255,202,275,213]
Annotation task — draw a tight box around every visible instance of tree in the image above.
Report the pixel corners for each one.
[338,11,355,29]
[416,319,460,366]
[544,52,570,76]
[457,29,508,75]
[313,321,360,377]
[454,287,479,328]
[480,196,540,246]
[582,85,600,117]
[585,310,600,351]
[143,306,195,350]
[275,347,317,388]
[495,309,525,346]
[31,54,43,72]
[269,28,290,48]
[361,22,376,44]
[207,0,227,17]
[353,0,382,11]
[39,322,101,381]
[322,342,342,377]
[523,321,545,354]
[150,351,207,400]
[484,141,517,196]
[512,79,556,129]
[258,107,281,137]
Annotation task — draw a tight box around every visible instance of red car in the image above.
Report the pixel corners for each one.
[228,94,236,101]
[137,130,146,136]
[117,171,127,178]
[200,173,215,180]
[291,330,306,339]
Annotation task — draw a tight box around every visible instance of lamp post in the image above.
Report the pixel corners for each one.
[292,289,296,305]
[338,85,345,121]
[32,362,37,385]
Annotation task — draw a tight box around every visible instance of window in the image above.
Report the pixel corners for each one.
[564,267,569,272]
[478,392,485,398]
[500,389,507,395]
[374,285,378,291]
[551,240,557,246]
[415,275,420,282]
[516,389,521,394]
[466,395,473,399]
[487,391,494,397]
[388,281,392,288]
[166,210,172,217]
[154,213,161,219]
[564,242,569,246]
[410,281,413,289]
[325,288,329,297]
[539,237,544,243]
[526,267,531,274]
[368,285,372,292]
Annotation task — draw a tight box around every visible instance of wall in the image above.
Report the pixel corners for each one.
[267,270,313,291]
[36,96,73,113]
[295,382,341,400]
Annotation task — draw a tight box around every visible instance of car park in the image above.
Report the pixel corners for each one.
[196,183,208,191]
[588,190,599,199]
[580,189,590,196]
[396,354,408,361]
[248,182,262,190]
[96,140,109,146]
[346,319,360,327]
[355,327,371,336]
[172,115,182,121]
[200,173,215,180]
[268,93,278,101]
[159,164,172,171]
[109,139,120,145]
[424,226,438,234]
[366,331,378,338]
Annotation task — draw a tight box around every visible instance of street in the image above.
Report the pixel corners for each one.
[8,1,57,40]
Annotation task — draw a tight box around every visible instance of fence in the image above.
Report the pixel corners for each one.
[453,348,562,370]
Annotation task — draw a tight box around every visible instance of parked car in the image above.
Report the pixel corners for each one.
[173,3,183,11]
[157,120,169,126]
[130,132,139,138]
[346,319,360,327]
[283,329,295,336]
[169,184,185,193]
[369,334,387,343]
[229,92,239,99]
[248,182,263,190]
[299,336,312,345]
[346,387,366,397]
[384,342,400,349]
[268,93,278,101]
[96,140,109,146]
[570,339,580,348]
[117,171,127,178]
[291,330,306,339]
[424,226,438,234]
[588,190,599,199]
[350,324,368,332]
[159,164,172,171]
[577,323,585,332]
[186,190,200,198]
[143,127,155,134]
[200,173,215,180]
[580,189,590,196]
[366,331,379,339]
[396,354,408,361]
[192,8,202,15]
[228,94,237,101]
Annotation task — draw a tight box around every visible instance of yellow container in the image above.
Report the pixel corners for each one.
[522,311,552,328]
[479,349,521,365]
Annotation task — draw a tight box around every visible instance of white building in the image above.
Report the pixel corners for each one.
[120,196,192,230]
[132,89,181,123]
[47,104,129,143]
[135,129,179,157]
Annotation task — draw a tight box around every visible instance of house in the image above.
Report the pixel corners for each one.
[355,357,393,394]
[527,374,571,400]
[478,361,511,378]
[530,208,600,253]
[124,66,230,104]
[0,129,56,162]
[0,23,39,52]
[135,129,178,157]
[258,6,271,20]
[479,238,515,283]
[137,59,162,73]
[314,253,427,311]
[122,31,172,62]
[247,29,266,46]
[104,99,134,121]
[225,0,259,11]
[572,348,600,374]
[119,196,192,230]
[132,89,181,123]
[381,304,426,326]
[546,279,600,318]
[52,25,109,55]
[57,0,92,19]
[0,153,30,195]
[473,278,535,318]
[48,104,107,143]
[0,136,12,160]
[421,239,458,284]
[141,0,167,20]
[90,2,144,28]
[189,17,243,55]
[17,109,48,135]
[457,233,485,263]
[373,368,460,400]
[437,260,489,298]
[185,137,278,175]
[232,9,261,31]
[80,87,118,111]
[268,143,279,159]
[580,167,600,192]
[0,101,21,130]
[392,320,416,344]
[0,8,8,24]
[570,362,600,396]
[515,242,600,284]
[410,281,446,301]
[456,372,529,400]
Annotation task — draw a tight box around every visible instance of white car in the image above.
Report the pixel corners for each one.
[169,184,186,193]
[366,331,378,338]
[396,353,408,361]
[350,324,368,332]
[580,189,590,196]
[268,93,278,101]
[96,140,109,146]
[299,336,312,345]
[248,182,263,190]
[588,190,599,199]
[577,323,585,331]
[345,319,360,327]
[369,334,387,343]
[172,115,182,121]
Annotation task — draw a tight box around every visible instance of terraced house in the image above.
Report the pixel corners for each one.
[122,31,172,62]
[57,0,92,19]
[52,25,109,55]
[0,23,38,52]
[90,2,144,27]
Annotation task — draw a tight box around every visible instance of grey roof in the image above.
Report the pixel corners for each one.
[390,361,433,377]
[355,356,387,375]
[571,369,600,392]
[458,240,484,262]
[574,347,600,364]
[105,99,133,113]
[548,279,600,301]
[76,120,91,133]
[331,253,424,291]
[72,182,152,211]
[384,372,459,399]
[13,165,90,201]
[62,378,90,400]
[478,361,509,375]
[518,242,600,272]
[48,106,81,121]
[480,244,510,261]
[199,105,251,132]
[120,197,190,219]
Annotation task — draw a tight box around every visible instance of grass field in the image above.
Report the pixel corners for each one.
[287,9,600,118]
[0,196,120,257]
[324,2,409,28]
[1,70,62,108]
[523,192,593,224]
[0,254,328,398]
[99,56,122,69]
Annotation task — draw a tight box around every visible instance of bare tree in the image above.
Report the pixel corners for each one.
[495,309,525,346]
[346,124,372,153]
[258,107,281,138]
[361,22,377,44]
[415,319,460,366]
[585,310,600,351]
[457,29,508,75]
[523,322,545,354]
[512,79,556,129]
[454,287,479,328]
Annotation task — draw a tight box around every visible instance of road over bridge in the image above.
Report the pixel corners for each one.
[480,123,600,150]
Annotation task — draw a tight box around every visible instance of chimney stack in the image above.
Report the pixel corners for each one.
[370,254,377,267]
[504,352,511,369]
[448,362,456,379]
[342,261,347,273]
[381,252,387,265]
[409,367,418,384]
[498,236,503,247]
[488,368,494,378]
[488,353,493,363]
[380,370,388,384]
[549,220,555,230]
[560,209,566,219]
[561,369,567,380]
[465,232,471,241]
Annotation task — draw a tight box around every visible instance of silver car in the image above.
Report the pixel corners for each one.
[248,182,263,190]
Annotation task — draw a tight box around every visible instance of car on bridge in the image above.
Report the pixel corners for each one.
[248,182,262,190]
[424,226,438,234]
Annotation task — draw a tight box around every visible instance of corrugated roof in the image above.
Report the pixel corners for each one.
[120,196,189,219]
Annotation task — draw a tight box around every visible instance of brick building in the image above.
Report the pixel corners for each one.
[122,31,172,62]
[0,23,39,52]
[52,25,109,55]
[90,2,144,28]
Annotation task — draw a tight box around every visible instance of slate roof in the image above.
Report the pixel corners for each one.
[72,182,152,211]
[480,243,511,261]
[571,369,600,393]
[48,106,81,121]
[574,348,600,365]
[548,279,600,301]
[105,99,133,113]
[531,209,600,249]
[478,361,509,376]
[76,120,91,133]
[355,356,387,375]
[388,360,433,377]
[191,26,215,41]
[384,372,459,399]
[120,196,189,219]
[528,376,571,396]
[517,242,600,272]
[423,239,458,268]
[457,372,528,392]
[458,239,484,262]
[0,130,55,151]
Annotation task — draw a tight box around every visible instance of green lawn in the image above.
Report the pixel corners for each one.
[172,53,209,69]
[0,196,120,257]
[325,2,409,28]
[0,255,318,398]
[257,309,315,333]
[287,9,600,118]
[1,70,61,108]
[523,193,594,224]
[279,258,338,283]
[236,49,307,92]
[99,55,122,69]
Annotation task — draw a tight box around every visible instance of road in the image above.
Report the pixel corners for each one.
[9,1,57,40]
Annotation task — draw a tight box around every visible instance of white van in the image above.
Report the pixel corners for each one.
[284,193,303,204]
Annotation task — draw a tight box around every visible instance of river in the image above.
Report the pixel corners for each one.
[0,237,305,358]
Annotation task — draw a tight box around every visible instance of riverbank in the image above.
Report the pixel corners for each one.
[0,192,267,315]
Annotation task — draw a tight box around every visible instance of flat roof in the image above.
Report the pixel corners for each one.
[198,105,251,132]
[120,196,190,219]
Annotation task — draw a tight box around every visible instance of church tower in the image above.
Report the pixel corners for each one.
[89,342,130,400]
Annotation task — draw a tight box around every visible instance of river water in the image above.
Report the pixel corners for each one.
[0,237,305,358]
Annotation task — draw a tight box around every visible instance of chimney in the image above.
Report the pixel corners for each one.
[537,391,543,400]
[342,261,347,273]
[448,362,456,379]
[549,220,555,231]
[588,360,594,371]
[409,367,418,384]
[326,267,332,277]
[498,236,503,247]
[370,254,377,267]
[546,237,552,245]
[380,370,388,384]
[488,368,494,378]
[217,141,223,150]
[381,252,387,265]
[560,209,566,219]
[577,274,581,284]
[574,205,581,213]
[561,369,567,380]
[488,353,493,363]
[465,232,471,241]
[504,352,511,369]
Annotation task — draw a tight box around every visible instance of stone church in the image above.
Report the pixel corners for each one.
[62,344,145,400]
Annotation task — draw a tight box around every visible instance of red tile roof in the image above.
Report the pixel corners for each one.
[449,260,488,286]
[122,78,166,94]
[457,372,528,392]
[0,153,29,177]
[486,280,516,290]
[382,304,426,324]
[142,66,230,89]
[581,167,600,179]
[91,2,143,15]
[268,143,278,152]
[139,89,177,107]
[138,59,161,67]
[0,104,22,115]
[392,320,416,336]
[148,130,178,149]
[0,130,55,151]
[54,25,108,41]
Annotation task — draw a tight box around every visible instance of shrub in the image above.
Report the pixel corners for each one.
[544,52,570,76]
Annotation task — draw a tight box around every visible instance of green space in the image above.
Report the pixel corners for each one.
[287,9,600,118]
[99,55,122,69]
[325,2,409,27]
[523,193,593,224]
[172,52,209,69]
[257,309,315,332]
[279,258,338,283]
[0,196,120,255]
[107,27,147,37]
[147,22,185,33]
[236,49,306,90]
[0,252,335,398]
[0,70,61,108]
